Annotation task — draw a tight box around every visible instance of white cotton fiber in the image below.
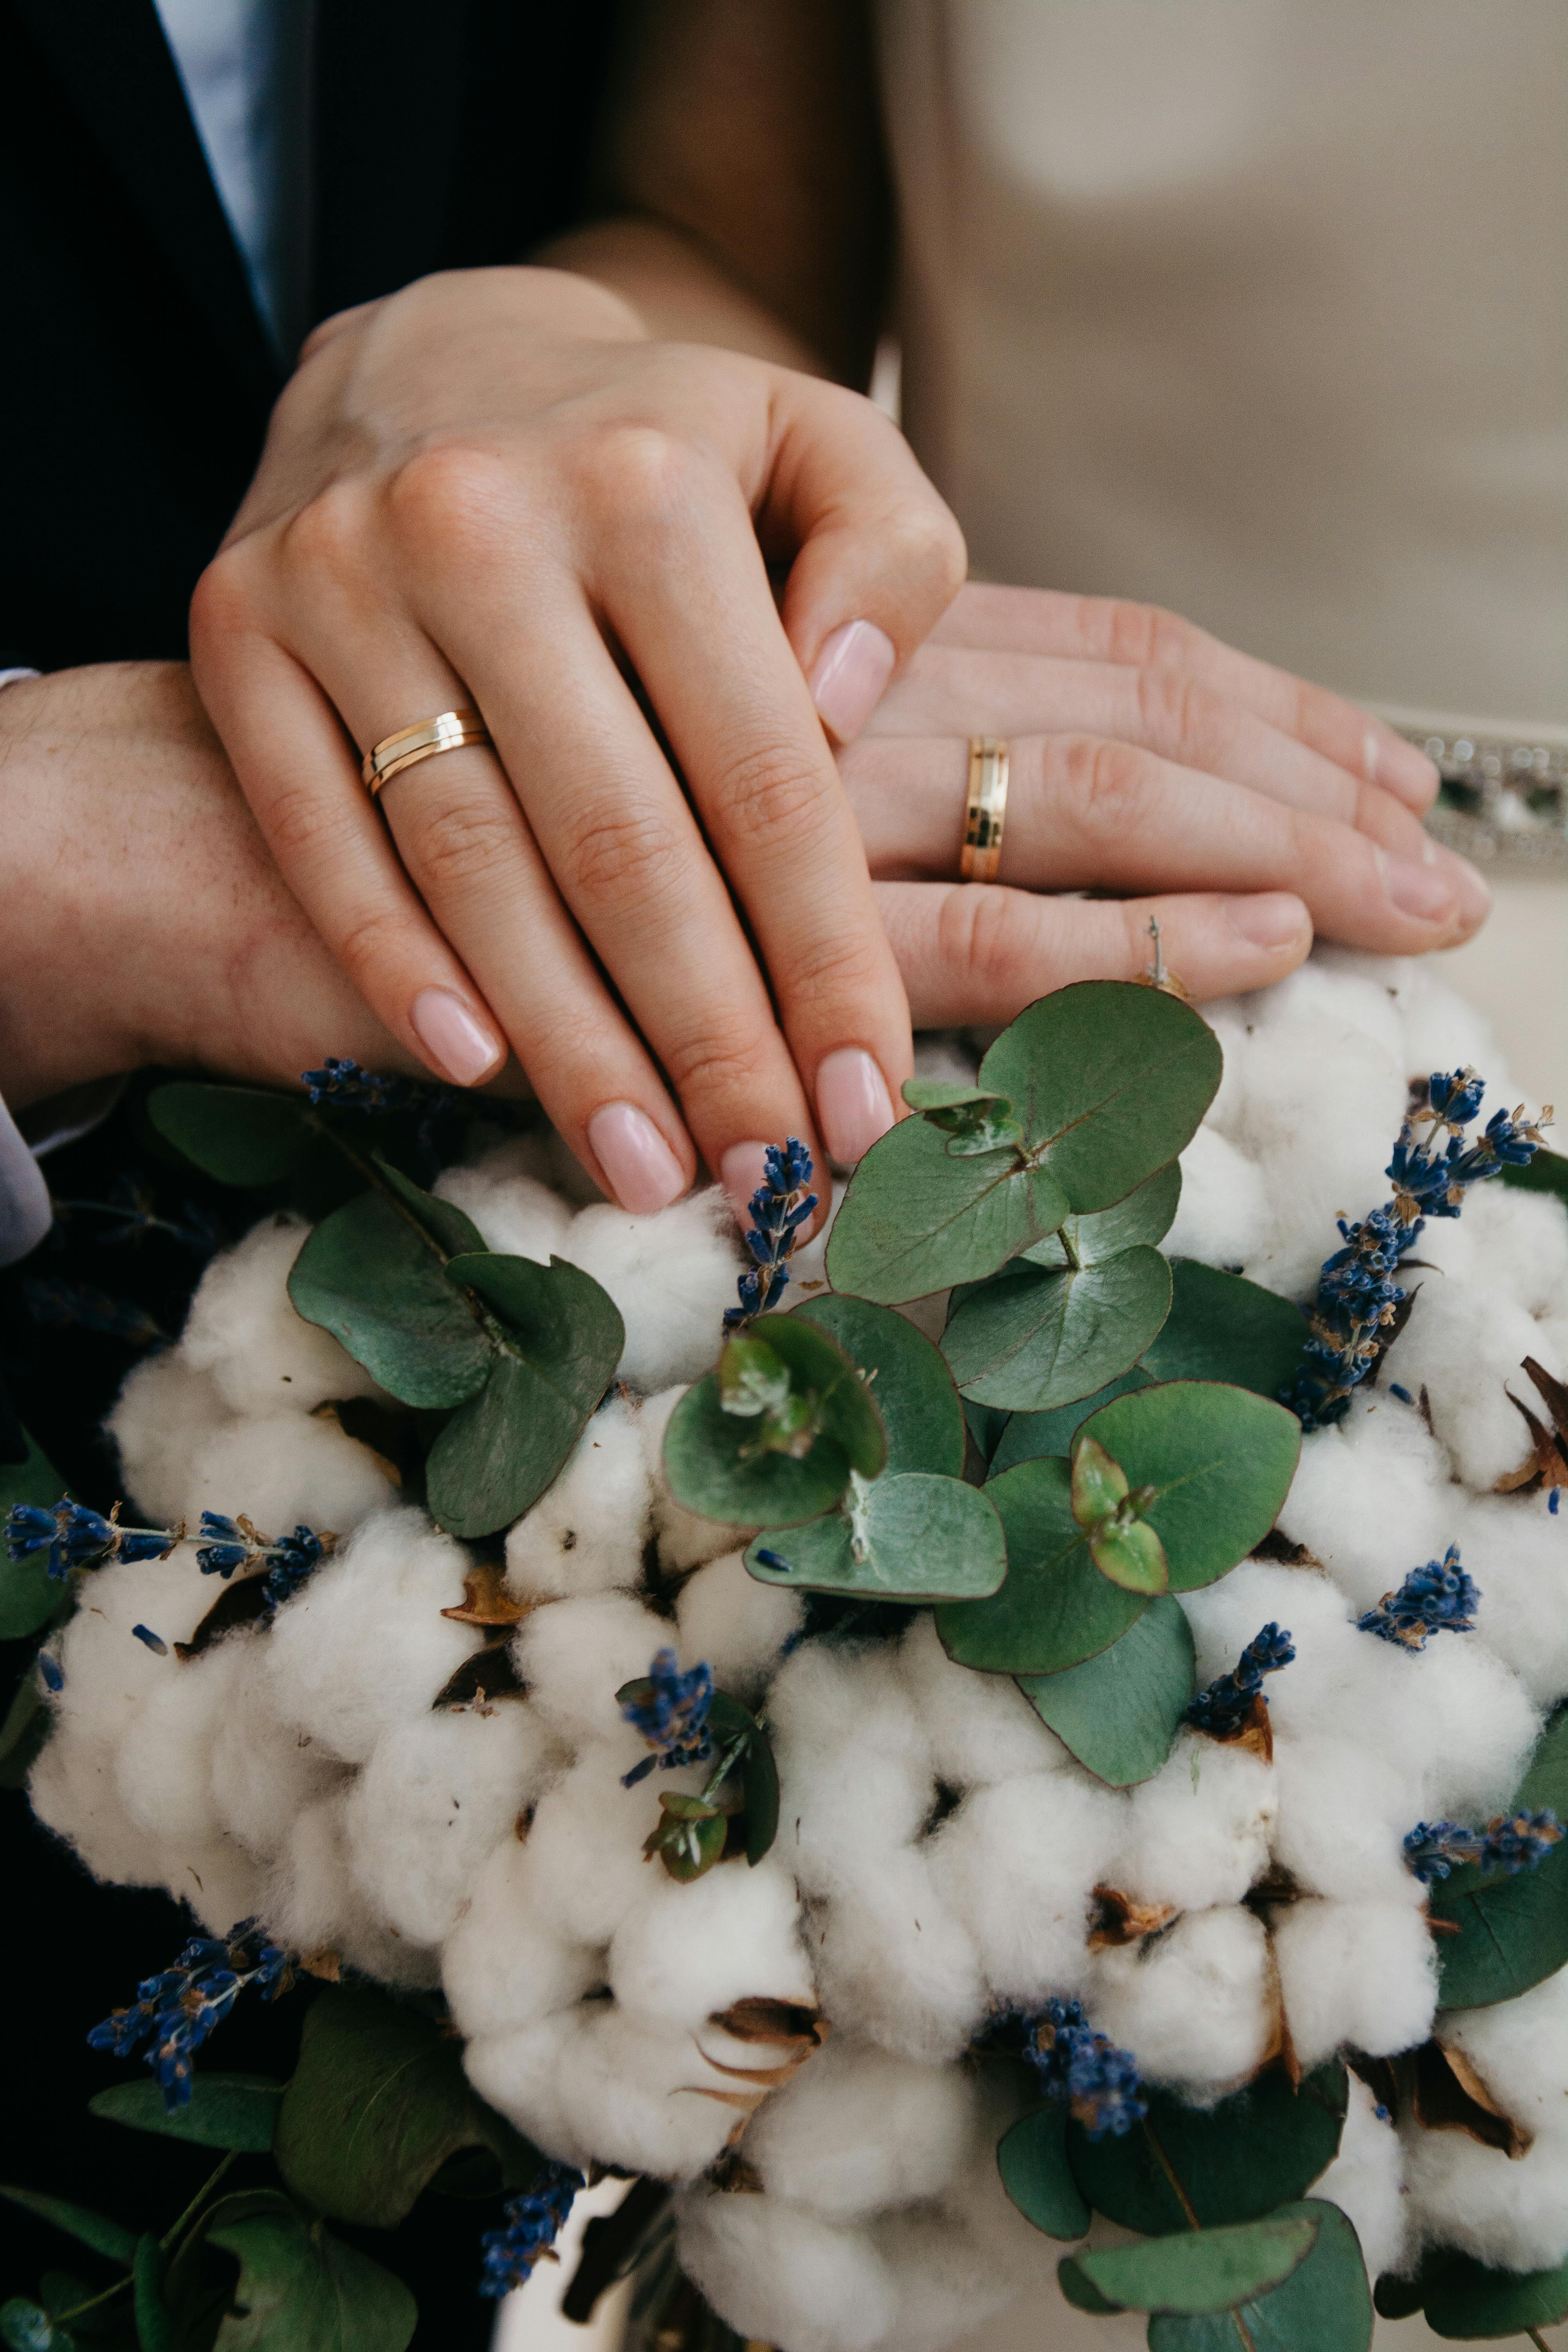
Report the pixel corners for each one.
[1166,1125,1273,1270]
[107,1351,232,1524]
[180,1214,381,1418]
[209,1666,347,1860]
[673,1552,803,1700]
[1397,957,1506,1094]
[179,1411,398,1541]
[747,2036,978,2222]
[770,1641,933,1891]
[895,1614,1066,1786]
[441,1830,600,2042]
[29,1730,166,1891]
[1109,1734,1276,1913]
[116,1637,248,1857]
[1386,1273,1557,1491]
[1437,1963,1568,2134]
[343,1700,557,1946]
[608,1857,811,2028]
[926,1771,1123,2007]
[1232,1017,1408,1301]
[434,1142,575,1261]
[559,1189,740,1391]
[1269,1735,1424,1905]
[504,1394,650,1602]
[1443,1493,1568,1711]
[1403,2118,1568,2274]
[511,1739,681,1947]
[1272,1898,1437,2069]
[262,1508,479,1762]
[45,1550,221,1746]
[811,1853,986,2064]
[1308,2072,1408,2280]
[264,1786,438,1988]
[1277,1395,1457,1616]
[639,1386,754,1573]
[676,2184,899,2352]
[512,1592,667,1751]
[1088,1907,1274,2092]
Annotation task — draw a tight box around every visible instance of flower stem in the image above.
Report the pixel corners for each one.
[160,2147,239,2255]
[52,2274,133,2325]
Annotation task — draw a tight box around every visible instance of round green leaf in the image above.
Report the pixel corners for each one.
[147,1082,310,1186]
[89,2073,282,2153]
[0,1425,69,1640]
[0,2301,56,2351]
[997,2105,1091,2239]
[204,2191,416,2352]
[825,1112,1071,1305]
[746,1472,1006,1601]
[941,1246,1172,1412]
[663,1314,884,1528]
[751,1314,886,1479]
[1432,1704,1568,2007]
[372,1156,488,1259]
[1090,1517,1170,1596]
[1059,2210,1318,2316]
[1079,1381,1301,1590]
[979,982,1222,1213]
[989,1369,1153,1475]
[793,1296,966,1477]
[1018,1595,1194,1785]
[1423,2247,1568,2338]
[288,1192,490,1408]
[1066,2068,1349,2235]
[0,2189,136,2267]
[1022,1161,1183,1267]
[1146,2201,1372,2351]
[273,1986,541,2229]
[936,1456,1147,1673]
[133,2233,176,2352]
[1143,1261,1310,1401]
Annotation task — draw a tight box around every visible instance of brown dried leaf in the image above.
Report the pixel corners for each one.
[299,1947,342,1982]
[1524,1355,1568,1446]
[1204,1693,1274,1763]
[1088,1885,1176,1950]
[708,2149,764,2193]
[1250,1530,1320,1567]
[1413,2039,1533,2158]
[174,1574,272,1659]
[434,1635,525,1709]
[1495,1385,1565,1493]
[441,1561,530,1627]
[710,1998,828,2051]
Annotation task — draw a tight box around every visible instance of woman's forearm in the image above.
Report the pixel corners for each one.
[533,215,826,374]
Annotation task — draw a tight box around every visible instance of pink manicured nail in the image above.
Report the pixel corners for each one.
[816,1047,895,1164]
[809,620,896,744]
[1227,895,1310,951]
[1379,851,1458,923]
[410,987,503,1086]
[720,1141,772,1222]
[587,1103,686,1214]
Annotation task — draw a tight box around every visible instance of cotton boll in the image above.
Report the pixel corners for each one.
[813,1852,987,2063]
[673,1553,803,1701]
[747,2037,978,2222]
[561,1189,740,1391]
[505,1396,651,1602]
[1181,1562,1360,1749]
[47,1550,221,1752]
[1385,1273,1553,1490]
[609,1858,811,2029]
[1307,2073,1408,2281]
[1278,1396,1457,1617]
[926,1772,1124,2009]
[1437,1964,1568,2134]
[640,1386,754,1573]
[209,1666,347,1860]
[343,1701,559,1946]
[1269,1735,1425,1905]
[442,1832,601,2041]
[1109,1735,1276,1913]
[515,1740,681,1947]
[182,1411,397,1542]
[107,1350,232,1524]
[512,1592,668,1752]
[265,1787,438,1988]
[1397,962,1506,1100]
[117,1638,249,1855]
[263,1508,480,1763]
[676,2184,899,2352]
[895,1614,1066,1787]
[433,1145,574,1261]
[178,1840,270,1935]
[1403,2119,1568,2275]
[770,1641,934,1893]
[1272,1898,1437,2070]
[1234,1018,1408,1300]
[180,1214,381,1418]
[1378,1634,1541,1822]
[1445,1493,1568,1711]
[1166,1125,1273,1270]
[1192,1004,1250,1142]
[29,1730,166,1889]
[1089,1907,1274,2092]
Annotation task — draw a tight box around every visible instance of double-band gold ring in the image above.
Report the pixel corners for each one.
[361,709,492,798]
[960,736,1009,882]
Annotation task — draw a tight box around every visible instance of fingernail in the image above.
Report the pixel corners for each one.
[410,987,503,1086]
[816,1047,895,1163]
[1227,894,1311,951]
[1441,849,1492,927]
[587,1102,687,1214]
[1371,728,1441,799]
[720,1141,771,1222]
[808,619,896,744]
[1379,850,1459,923]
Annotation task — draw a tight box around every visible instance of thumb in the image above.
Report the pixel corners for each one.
[761,374,967,744]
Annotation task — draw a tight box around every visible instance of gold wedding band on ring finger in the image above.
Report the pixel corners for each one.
[961,735,1009,881]
[362,708,492,797]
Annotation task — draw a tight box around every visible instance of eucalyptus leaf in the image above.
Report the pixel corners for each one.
[980,982,1221,1212]
[1422,2246,1568,2338]
[0,2189,136,2267]
[147,1083,310,1187]
[645,1791,728,1881]
[1089,1517,1169,1597]
[132,2235,175,2352]
[996,2104,1091,2239]
[1500,1144,1568,1211]
[287,1192,488,1408]
[204,2192,415,2352]
[705,1691,779,1864]
[989,1370,1153,1475]
[1432,1704,1568,2007]
[664,1314,885,1527]
[1066,2068,1349,2235]
[746,1473,1006,1601]
[372,1157,488,1259]
[1018,1596,1194,1786]
[1146,2201,1372,2351]
[272,1986,541,2228]
[0,2299,58,2350]
[1059,2210,1318,2315]
[826,1113,1070,1305]
[89,2074,283,2154]
[1022,1161,1183,1267]
[1143,1260,1310,1401]
[901,1081,1025,1154]
[936,1457,1147,1674]
[941,1246,1172,1412]
[1078,1381,1301,1590]
[793,1296,966,1477]
[0,1426,68,1639]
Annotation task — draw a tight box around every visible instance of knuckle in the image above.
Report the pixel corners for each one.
[385,441,516,560]
[939,882,1040,998]
[1105,597,1197,671]
[658,1025,780,1108]
[708,741,833,851]
[332,900,415,993]
[189,546,256,645]
[263,773,343,869]
[1136,664,1223,754]
[558,803,687,906]
[279,477,374,587]
[411,795,525,899]
[1060,735,1157,837]
[571,422,699,528]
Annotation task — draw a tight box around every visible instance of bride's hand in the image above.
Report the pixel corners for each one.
[842,583,1486,1017]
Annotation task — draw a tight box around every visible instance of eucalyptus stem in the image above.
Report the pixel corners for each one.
[53,2272,133,2325]
[700,1733,751,1806]
[160,2147,239,2255]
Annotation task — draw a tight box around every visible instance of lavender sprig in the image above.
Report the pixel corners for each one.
[1186,1623,1295,1737]
[1359,1544,1479,1647]
[52,1172,221,1256]
[1404,1809,1563,1884]
[1022,1998,1147,2140]
[619,1647,715,1787]
[725,1139,817,1329]
[20,1276,167,1351]
[478,2163,584,2299]
[5,1497,180,1580]
[196,1512,330,1609]
[87,1920,293,2111]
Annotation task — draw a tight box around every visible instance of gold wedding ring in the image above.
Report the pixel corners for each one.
[361,709,491,798]
[960,736,1009,882]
